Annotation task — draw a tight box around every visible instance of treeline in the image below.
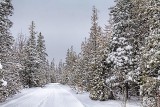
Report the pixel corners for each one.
[0,0,160,107]
[55,0,160,107]
[0,0,53,102]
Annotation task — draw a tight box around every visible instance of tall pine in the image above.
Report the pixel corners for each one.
[37,32,48,85]
[89,6,109,101]
[24,21,41,87]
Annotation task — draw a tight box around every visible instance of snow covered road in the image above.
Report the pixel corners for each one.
[0,83,140,107]
[0,83,85,107]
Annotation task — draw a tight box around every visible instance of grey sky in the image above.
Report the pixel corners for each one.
[10,0,115,64]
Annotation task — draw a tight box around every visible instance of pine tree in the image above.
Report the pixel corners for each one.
[0,0,14,63]
[36,32,48,85]
[13,33,27,86]
[62,49,70,84]
[87,6,99,94]
[37,32,47,64]
[88,6,110,101]
[0,0,22,102]
[45,60,51,84]
[73,54,86,93]
[13,33,27,65]
[57,59,64,83]
[80,39,90,91]
[64,46,77,86]
[24,21,41,88]
[50,58,56,83]
[107,0,138,102]
[141,0,160,106]
[0,61,7,102]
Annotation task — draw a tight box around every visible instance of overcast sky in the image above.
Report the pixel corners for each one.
[10,0,115,64]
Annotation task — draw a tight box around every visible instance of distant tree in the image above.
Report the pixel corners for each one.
[50,58,56,83]
[57,59,64,83]
[64,46,77,86]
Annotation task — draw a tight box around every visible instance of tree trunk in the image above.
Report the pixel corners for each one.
[125,82,129,99]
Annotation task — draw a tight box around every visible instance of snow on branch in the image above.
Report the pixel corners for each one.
[0,62,2,69]
[0,79,7,86]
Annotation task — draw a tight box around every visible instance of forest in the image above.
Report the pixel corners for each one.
[0,0,160,107]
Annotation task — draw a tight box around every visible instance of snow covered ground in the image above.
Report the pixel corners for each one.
[0,83,141,107]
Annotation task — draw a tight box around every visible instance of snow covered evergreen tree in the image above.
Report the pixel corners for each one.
[50,58,56,83]
[79,39,90,91]
[0,61,7,102]
[24,21,42,87]
[13,33,27,64]
[36,32,48,85]
[106,0,140,102]
[141,0,160,106]
[64,46,77,86]
[45,60,51,84]
[88,6,110,101]
[37,32,47,64]
[61,49,70,84]
[57,59,64,83]
[13,33,28,87]
[73,54,86,93]
[0,0,13,63]
[0,0,22,102]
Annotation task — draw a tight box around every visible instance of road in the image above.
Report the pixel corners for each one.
[0,83,85,107]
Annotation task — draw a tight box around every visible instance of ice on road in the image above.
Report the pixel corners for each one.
[0,83,85,107]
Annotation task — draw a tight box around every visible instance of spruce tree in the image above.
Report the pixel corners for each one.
[88,6,109,101]
[0,0,14,63]
[80,39,90,91]
[65,46,77,86]
[24,21,41,87]
[57,59,64,83]
[0,0,22,102]
[50,58,56,83]
[107,0,137,102]
[37,32,48,85]
[73,54,86,93]
[141,0,160,106]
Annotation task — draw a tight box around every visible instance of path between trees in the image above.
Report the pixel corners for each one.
[0,83,85,107]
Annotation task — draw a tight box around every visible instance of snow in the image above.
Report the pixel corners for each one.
[0,62,2,69]
[0,62,7,87]
[117,47,124,52]
[106,76,117,83]
[113,37,117,40]
[62,85,140,107]
[0,79,7,86]
[0,83,141,107]
[127,76,134,82]
[125,45,132,50]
